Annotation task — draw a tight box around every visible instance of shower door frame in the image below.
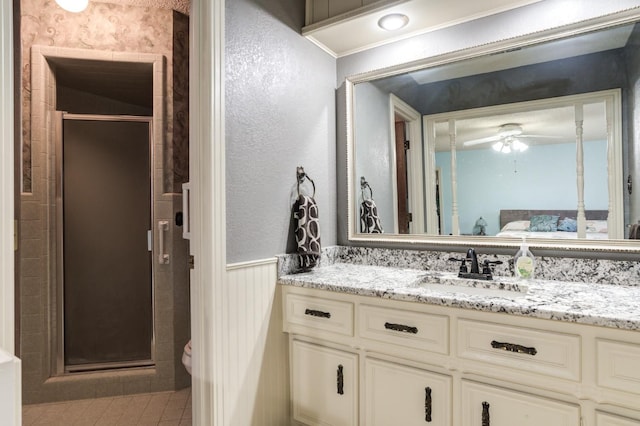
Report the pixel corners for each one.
[54,112,156,374]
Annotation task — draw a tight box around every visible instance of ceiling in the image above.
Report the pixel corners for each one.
[303,0,544,57]
[50,57,153,108]
[433,102,608,152]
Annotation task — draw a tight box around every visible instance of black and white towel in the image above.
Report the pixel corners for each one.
[294,194,321,269]
[360,199,383,233]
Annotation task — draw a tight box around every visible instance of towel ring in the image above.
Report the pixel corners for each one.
[296,166,316,197]
[360,176,373,201]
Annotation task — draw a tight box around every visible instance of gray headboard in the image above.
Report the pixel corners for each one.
[499,210,609,229]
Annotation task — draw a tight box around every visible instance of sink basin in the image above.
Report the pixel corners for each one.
[415,272,529,296]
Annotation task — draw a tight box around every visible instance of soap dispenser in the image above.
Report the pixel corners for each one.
[514,237,535,279]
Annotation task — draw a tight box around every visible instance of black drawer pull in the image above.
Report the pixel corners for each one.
[384,322,418,334]
[482,401,490,426]
[305,308,331,319]
[337,364,344,395]
[425,387,432,422]
[491,340,537,356]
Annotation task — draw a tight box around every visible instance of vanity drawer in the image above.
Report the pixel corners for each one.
[285,293,354,336]
[457,319,581,381]
[359,304,449,354]
[597,339,640,395]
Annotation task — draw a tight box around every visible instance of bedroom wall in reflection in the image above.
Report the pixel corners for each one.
[436,140,608,236]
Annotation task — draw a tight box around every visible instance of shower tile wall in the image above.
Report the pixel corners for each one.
[19,0,190,404]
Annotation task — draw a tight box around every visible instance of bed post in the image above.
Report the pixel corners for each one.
[449,119,460,235]
[575,103,586,238]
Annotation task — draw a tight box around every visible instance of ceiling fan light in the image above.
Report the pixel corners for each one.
[492,142,504,152]
[513,139,528,152]
[378,13,409,31]
[55,0,88,12]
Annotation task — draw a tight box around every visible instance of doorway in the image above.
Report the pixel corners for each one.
[57,114,154,372]
[390,94,424,233]
[19,45,190,402]
[394,120,411,234]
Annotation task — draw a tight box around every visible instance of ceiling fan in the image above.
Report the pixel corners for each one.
[462,123,561,153]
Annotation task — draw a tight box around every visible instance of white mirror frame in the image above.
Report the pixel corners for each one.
[346,10,640,254]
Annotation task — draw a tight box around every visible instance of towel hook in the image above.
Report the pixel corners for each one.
[296,166,316,197]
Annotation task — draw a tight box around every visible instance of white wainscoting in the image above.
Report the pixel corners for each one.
[226,258,290,425]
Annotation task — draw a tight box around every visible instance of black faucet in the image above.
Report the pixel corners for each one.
[448,248,503,280]
[466,248,480,274]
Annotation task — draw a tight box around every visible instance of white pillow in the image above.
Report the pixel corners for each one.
[586,220,608,233]
[501,220,530,232]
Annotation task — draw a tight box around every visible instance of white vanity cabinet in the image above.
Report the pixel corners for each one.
[282,285,640,426]
[291,340,358,426]
[365,358,452,425]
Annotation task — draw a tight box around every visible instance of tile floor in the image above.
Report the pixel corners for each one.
[22,387,192,426]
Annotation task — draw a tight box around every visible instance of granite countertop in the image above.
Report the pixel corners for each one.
[278,263,640,331]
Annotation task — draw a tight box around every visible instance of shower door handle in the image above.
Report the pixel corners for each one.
[182,182,191,240]
[158,220,170,264]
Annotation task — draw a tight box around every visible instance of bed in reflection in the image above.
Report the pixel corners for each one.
[496,209,609,240]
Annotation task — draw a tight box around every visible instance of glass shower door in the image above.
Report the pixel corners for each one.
[60,114,154,371]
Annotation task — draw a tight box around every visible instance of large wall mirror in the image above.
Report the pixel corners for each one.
[346,12,640,253]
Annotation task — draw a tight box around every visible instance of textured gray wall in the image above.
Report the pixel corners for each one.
[336,0,640,246]
[354,82,395,233]
[225,0,337,263]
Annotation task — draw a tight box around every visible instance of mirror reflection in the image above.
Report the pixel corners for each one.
[352,21,639,241]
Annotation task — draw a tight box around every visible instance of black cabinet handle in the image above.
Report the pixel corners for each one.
[482,401,490,426]
[384,322,418,334]
[337,364,344,395]
[424,387,432,422]
[305,308,331,319]
[491,340,537,356]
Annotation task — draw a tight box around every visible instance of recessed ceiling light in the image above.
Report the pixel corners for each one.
[377,13,409,31]
[55,0,89,13]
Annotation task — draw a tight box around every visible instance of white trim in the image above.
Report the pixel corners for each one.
[0,2,20,423]
[0,0,15,355]
[425,119,439,234]
[189,0,226,424]
[607,95,624,240]
[390,94,423,234]
[226,257,277,271]
[344,10,640,253]
[387,100,399,233]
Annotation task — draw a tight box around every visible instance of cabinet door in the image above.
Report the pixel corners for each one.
[365,358,452,426]
[292,340,358,426]
[461,380,580,426]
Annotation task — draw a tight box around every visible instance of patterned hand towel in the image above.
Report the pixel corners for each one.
[294,194,321,270]
[360,199,383,233]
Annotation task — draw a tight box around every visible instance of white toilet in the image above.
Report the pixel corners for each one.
[182,340,192,375]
